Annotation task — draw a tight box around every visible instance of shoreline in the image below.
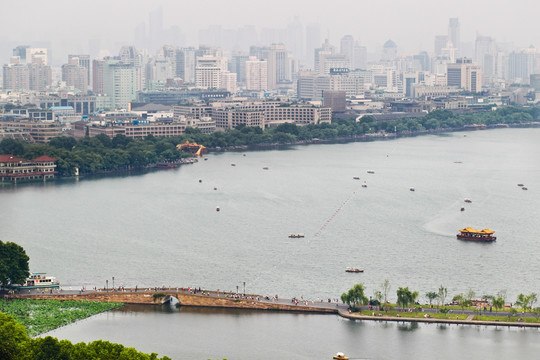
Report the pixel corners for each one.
[5,289,540,329]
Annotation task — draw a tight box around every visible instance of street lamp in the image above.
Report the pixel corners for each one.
[106,280,108,293]
[112,277,115,290]
[236,285,239,294]
[243,282,245,296]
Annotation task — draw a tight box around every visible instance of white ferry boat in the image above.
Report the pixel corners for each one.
[12,273,60,289]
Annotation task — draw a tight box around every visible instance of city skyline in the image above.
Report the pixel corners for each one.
[1,0,539,63]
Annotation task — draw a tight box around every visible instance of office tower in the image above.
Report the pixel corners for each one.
[434,35,448,56]
[220,71,237,93]
[195,55,223,89]
[287,16,304,64]
[475,36,497,85]
[448,18,460,55]
[447,58,482,92]
[508,49,536,83]
[68,54,91,83]
[148,6,164,52]
[62,57,88,93]
[413,52,430,72]
[92,59,105,94]
[102,59,137,110]
[246,57,268,91]
[353,43,367,70]
[176,47,196,84]
[13,45,30,62]
[26,48,48,65]
[530,74,540,90]
[3,56,52,92]
[119,46,144,91]
[315,39,349,74]
[305,23,321,68]
[340,35,354,62]
[229,55,249,84]
[263,44,290,90]
[382,40,398,62]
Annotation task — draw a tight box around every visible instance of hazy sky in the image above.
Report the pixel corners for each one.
[1,0,539,61]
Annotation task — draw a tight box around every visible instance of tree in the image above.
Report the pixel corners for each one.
[382,279,391,304]
[492,296,505,312]
[0,240,30,287]
[396,287,418,310]
[437,286,448,308]
[0,312,27,360]
[426,291,438,306]
[341,283,369,309]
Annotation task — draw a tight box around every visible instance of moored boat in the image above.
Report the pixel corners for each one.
[333,352,349,360]
[457,227,496,242]
[12,273,60,289]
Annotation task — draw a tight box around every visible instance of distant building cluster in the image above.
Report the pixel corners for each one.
[1,16,540,142]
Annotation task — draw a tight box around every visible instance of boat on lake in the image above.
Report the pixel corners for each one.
[353,176,360,180]
[464,199,472,203]
[12,273,60,289]
[410,187,415,191]
[522,187,528,190]
[367,170,375,174]
[333,352,349,360]
[457,227,496,242]
[288,233,305,238]
[345,267,364,273]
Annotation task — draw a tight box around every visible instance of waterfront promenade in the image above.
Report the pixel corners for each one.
[4,287,540,328]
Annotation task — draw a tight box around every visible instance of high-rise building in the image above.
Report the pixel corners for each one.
[13,45,30,62]
[62,57,88,93]
[340,35,355,63]
[475,36,497,85]
[68,54,91,84]
[353,42,367,69]
[93,58,137,110]
[220,71,237,93]
[195,55,223,89]
[447,58,482,92]
[508,49,536,83]
[119,46,144,92]
[246,57,268,91]
[287,16,304,65]
[434,35,448,56]
[263,44,291,90]
[3,56,52,92]
[448,18,460,55]
[176,47,196,84]
[382,40,398,62]
[305,23,321,69]
[229,55,250,84]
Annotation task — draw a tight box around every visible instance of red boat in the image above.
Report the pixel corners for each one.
[457,227,496,242]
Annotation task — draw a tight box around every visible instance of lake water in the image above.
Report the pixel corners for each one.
[2,128,540,358]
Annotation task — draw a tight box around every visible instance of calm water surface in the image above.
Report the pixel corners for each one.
[2,128,540,358]
[45,305,540,360]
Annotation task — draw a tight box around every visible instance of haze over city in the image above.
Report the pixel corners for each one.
[2,0,540,63]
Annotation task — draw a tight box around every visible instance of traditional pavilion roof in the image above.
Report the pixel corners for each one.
[0,154,24,163]
[32,155,57,162]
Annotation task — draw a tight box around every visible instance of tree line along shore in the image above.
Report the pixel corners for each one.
[1,106,539,178]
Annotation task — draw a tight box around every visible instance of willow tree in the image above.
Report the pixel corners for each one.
[341,284,369,310]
